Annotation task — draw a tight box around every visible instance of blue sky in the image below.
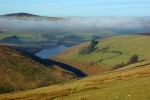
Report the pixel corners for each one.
[0,0,150,17]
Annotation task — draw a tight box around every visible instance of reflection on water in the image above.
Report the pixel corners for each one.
[35,45,68,59]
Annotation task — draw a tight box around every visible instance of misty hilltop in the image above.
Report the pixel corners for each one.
[0,12,62,22]
[3,13,40,17]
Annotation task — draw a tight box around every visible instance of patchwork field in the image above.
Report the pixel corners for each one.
[51,35,150,75]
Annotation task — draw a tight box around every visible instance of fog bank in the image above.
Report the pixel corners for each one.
[0,16,150,35]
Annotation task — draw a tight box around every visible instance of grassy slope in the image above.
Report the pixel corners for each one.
[0,45,77,93]
[51,35,150,75]
[0,60,149,100]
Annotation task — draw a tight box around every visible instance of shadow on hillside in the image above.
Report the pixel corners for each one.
[18,50,87,77]
[36,58,87,77]
[47,59,87,77]
[32,56,87,77]
[11,47,87,77]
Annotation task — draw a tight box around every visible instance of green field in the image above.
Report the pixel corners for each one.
[50,35,150,75]
[51,34,150,75]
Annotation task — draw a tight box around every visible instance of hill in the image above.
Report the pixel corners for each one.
[51,34,150,75]
[3,13,39,17]
[0,36,23,44]
[0,60,149,100]
[2,12,62,20]
[0,45,77,94]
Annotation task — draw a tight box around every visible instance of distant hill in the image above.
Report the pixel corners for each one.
[0,45,77,94]
[138,33,150,36]
[2,12,62,20]
[51,34,150,75]
[0,31,3,33]
[60,35,87,46]
[0,36,23,44]
[63,35,84,40]
[3,13,39,17]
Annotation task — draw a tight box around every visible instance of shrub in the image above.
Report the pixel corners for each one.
[127,55,138,64]
[112,54,139,70]
[111,62,125,70]
[0,85,15,94]
[79,47,91,55]
[79,39,98,55]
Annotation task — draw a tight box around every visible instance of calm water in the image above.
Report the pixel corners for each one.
[35,45,68,59]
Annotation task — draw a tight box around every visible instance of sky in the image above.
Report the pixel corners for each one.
[0,0,150,17]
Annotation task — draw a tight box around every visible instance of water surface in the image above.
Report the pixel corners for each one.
[35,45,68,59]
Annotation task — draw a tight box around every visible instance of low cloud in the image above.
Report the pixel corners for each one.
[0,16,150,36]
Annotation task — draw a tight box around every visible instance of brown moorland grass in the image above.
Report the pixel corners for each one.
[50,58,109,75]
[0,60,149,100]
[0,45,77,94]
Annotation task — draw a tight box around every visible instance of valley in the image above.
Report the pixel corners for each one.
[0,11,150,100]
[0,33,149,100]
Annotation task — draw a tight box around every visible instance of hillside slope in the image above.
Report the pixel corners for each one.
[0,45,77,94]
[0,60,149,100]
[51,35,150,75]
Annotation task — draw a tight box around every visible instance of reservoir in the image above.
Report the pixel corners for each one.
[35,45,68,59]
